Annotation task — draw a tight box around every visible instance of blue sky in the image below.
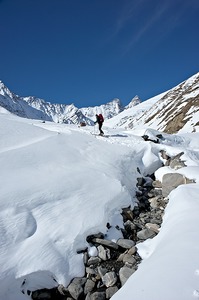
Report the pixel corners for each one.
[0,0,199,107]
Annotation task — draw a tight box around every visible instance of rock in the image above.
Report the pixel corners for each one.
[97,245,110,261]
[68,282,84,300]
[57,284,68,295]
[162,173,189,197]
[127,246,137,255]
[121,207,134,221]
[86,233,104,243]
[148,188,162,197]
[125,220,136,229]
[117,252,126,262]
[152,180,162,188]
[84,279,95,294]
[116,238,135,249]
[76,246,88,254]
[87,257,101,266]
[169,158,186,170]
[32,290,52,299]
[101,271,117,287]
[106,286,119,298]
[86,267,98,276]
[145,223,160,233]
[83,251,89,265]
[119,266,136,286]
[150,217,162,225]
[72,277,87,286]
[85,293,92,300]
[90,291,106,300]
[168,152,186,170]
[137,228,156,240]
[136,177,145,186]
[122,254,136,266]
[92,238,119,250]
[159,150,170,160]
[97,266,108,278]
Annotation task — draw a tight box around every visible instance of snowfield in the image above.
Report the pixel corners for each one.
[0,110,199,300]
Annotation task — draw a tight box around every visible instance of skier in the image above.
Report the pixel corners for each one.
[94,114,104,135]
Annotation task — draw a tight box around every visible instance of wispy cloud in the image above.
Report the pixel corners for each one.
[112,0,199,55]
[114,0,146,35]
[125,3,169,52]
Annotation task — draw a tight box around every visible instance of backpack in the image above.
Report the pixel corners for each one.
[98,114,104,122]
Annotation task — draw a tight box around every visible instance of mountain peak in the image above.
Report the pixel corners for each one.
[125,95,141,109]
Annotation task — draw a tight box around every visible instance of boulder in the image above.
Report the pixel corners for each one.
[106,286,118,299]
[101,271,117,287]
[68,282,84,300]
[92,238,119,250]
[162,173,188,197]
[119,266,136,286]
[116,238,135,249]
[84,279,95,294]
[137,228,156,240]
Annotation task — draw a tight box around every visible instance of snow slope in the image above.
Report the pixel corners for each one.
[0,112,199,300]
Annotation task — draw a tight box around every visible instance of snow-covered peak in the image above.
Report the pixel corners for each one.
[125,95,142,109]
[0,81,17,99]
[80,98,124,121]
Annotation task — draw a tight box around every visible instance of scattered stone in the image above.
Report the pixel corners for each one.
[76,247,88,254]
[86,267,98,276]
[88,256,101,266]
[160,150,170,160]
[152,180,162,188]
[106,286,118,299]
[121,207,134,222]
[116,238,135,249]
[101,271,117,287]
[127,246,137,256]
[68,281,84,300]
[83,251,89,265]
[169,152,186,170]
[122,254,136,266]
[92,238,119,250]
[90,291,106,300]
[97,245,110,261]
[57,284,68,295]
[145,223,160,233]
[32,290,52,299]
[97,266,108,278]
[86,233,104,243]
[162,173,190,197]
[137,228,156,240]
[119,266,136,286]
[84,279,95,294]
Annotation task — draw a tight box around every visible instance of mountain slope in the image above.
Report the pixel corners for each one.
[107,72,199,133]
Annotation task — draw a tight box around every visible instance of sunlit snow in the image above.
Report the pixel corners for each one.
[0,111,199,300]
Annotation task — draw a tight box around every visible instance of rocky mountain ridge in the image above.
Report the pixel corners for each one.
[108,72,199,133]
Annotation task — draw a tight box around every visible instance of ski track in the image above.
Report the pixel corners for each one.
[0,134,56,154]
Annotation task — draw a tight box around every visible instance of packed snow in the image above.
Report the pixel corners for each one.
[0,110,199,300]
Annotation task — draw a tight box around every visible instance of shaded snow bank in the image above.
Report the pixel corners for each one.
[112,149,199,300]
